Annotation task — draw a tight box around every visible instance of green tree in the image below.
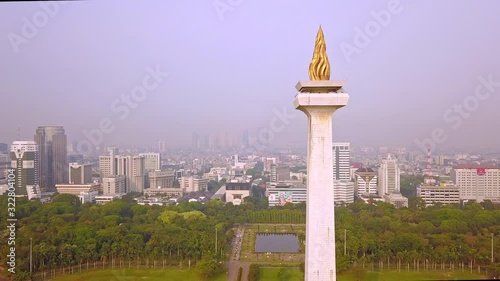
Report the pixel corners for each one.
[196,257,224,280]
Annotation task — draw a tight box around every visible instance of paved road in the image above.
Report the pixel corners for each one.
[230,225,244,261]
[226,261,251,281]
[227,225,248,281]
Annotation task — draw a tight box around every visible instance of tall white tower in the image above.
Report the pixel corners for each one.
[294,27,349,281]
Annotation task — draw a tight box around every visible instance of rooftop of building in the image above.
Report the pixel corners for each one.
[351,162,363,169]
[453,164,499,169]
[355,167,376,173]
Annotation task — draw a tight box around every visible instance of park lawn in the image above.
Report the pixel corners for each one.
[258,268,488,281]
[50,268,226,281]
[259,267,303,281]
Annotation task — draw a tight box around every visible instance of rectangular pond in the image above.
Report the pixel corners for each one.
[254,233,300,253]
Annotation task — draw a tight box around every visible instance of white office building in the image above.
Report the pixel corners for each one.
[79,191,98,204]
[452,165,500,203]
[378,154,400,195]
[355,168,378,196]
[102,175,126,195]
[179,176,208,193]
[139,153,161,171]
[334,180,354,205]
[99,153,146,193]
[417,181,460,206]
[267,183,307,207]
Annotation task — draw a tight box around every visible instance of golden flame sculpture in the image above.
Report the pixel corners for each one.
[308,26,330,81]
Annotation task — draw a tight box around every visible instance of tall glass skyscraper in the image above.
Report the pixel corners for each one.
[34,126,67,191]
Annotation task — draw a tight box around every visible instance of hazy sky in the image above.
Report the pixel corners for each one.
[1,0,500,151]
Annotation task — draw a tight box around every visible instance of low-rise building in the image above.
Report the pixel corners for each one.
[102,176,126,195]
[225,181,252,205]
[267,183,306,207]
[180,177,208,193]
[384,191,408,208]
[78,191,98,204]
[55,183,100,195]
[95,194,122,205]
[334,180,354,205]
[148,170,175,189]
[144,187,184,197]
[417,181,460,206]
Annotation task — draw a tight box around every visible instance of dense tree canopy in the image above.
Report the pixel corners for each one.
[1,194,499,279]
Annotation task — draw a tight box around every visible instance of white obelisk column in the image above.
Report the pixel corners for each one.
[294,81,349,281]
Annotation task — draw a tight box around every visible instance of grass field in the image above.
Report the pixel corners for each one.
[47,267,489,281]
[338,270,488,281]
[259,267,303,281]
[50,268,226,281]
[258,267,488,281]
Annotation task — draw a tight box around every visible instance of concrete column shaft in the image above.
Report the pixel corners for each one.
[301,106,337,281]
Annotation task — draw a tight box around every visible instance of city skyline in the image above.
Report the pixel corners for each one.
[1,1,500,152]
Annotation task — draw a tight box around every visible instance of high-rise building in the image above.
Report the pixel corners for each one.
[378,154,400,195]
[333,142,351,181]
[355,168,378,196]
[139,153,161,171]
[277,165,291,182]
[0,153,9,182]
[0,143,8,153]
[452,165,500,203]
[10,141,40,197]
[34,126,67,191]
[102,175,126,195]
[69,163,93,184]
[179,176,208,193]
[148,170,175,189]
[271,164,290,183]
[242,130,249,147]
[67,153,84,164]
[264,158,276,172]
[99,153,146,193]
[158,140,167,153]
[192,133,200,150]
[106,146,119,154]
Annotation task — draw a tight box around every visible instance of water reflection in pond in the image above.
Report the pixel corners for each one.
[254,233,300,253]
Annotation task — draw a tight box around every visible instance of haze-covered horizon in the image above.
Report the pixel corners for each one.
[1,0,500,152]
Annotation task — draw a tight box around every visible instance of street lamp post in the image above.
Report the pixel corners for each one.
[492,233,494,264]
[30,238,33,273]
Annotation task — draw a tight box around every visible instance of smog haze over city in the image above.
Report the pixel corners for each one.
[3,1,500,281]
[1,0,500,152]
